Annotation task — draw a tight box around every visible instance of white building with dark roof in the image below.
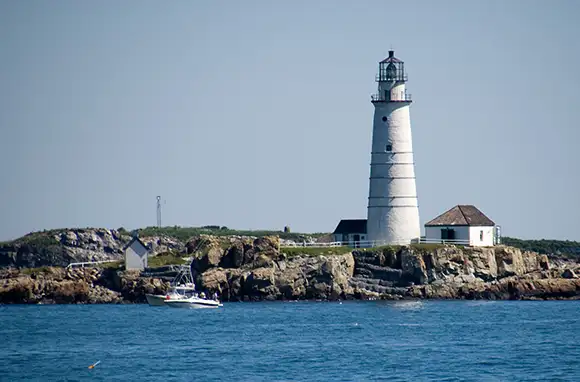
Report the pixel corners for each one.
[332,219,367,247]
[424,205,497,247]
[124,236,149,270]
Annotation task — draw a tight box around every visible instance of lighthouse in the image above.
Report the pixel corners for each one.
[366,50,420,245]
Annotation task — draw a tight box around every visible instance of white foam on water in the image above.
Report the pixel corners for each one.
[465,300,497,306]
[391,300,424,310]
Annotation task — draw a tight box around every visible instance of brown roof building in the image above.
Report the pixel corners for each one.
[425,205,495,227]
[424,205,498,247]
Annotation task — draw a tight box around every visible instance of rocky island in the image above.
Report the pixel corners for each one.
[1,228,579,304]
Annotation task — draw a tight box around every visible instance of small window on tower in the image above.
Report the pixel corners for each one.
[386,144,392,152]
[480,230,484,241]
[382,116,387,122]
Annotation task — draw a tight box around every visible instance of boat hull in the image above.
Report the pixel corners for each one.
[145,294,167,307]
[164,298,223,309]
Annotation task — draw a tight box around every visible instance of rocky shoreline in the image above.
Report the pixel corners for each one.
[1,233,579,304]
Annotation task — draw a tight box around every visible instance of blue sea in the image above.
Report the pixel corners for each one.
[0,301,579,381]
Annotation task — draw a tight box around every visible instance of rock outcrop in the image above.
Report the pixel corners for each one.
[187,236,355,301]
[0,266,172,304]
[198,251,354,301]
[350,245,580,300]
[1,234,579,304]
[0,228,184,269]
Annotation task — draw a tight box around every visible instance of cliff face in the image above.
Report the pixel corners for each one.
[191,236,355,301]
[1,236,579,304]
[0,229,184,268]
[0,266,172,304]
[350,245,580,300]
[178,239,580,301]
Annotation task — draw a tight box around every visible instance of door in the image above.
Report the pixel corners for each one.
[353,234,360,248]
[441,228,456,241]
[448,229,456,240]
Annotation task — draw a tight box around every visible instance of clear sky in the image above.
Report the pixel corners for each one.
[1,0,579,241]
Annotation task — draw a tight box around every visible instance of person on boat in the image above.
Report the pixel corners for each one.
[199,291,206,299]
[213,292,219,301]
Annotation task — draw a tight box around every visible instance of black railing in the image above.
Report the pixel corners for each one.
[375,74,408,82]
[371,93,412,102]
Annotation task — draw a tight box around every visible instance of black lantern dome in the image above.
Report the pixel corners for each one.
[377,50,407,82]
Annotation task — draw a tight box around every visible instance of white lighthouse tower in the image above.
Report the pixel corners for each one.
[366,50,420,245]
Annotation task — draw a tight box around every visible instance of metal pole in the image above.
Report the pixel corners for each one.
[156,196,162,228]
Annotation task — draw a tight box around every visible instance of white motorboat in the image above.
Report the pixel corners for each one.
[145,284,200,306]
[145,289,184,306]
[145,264,198,307]
[164,295,223,309]
[145,242,223,308]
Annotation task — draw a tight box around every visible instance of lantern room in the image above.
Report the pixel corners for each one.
[376,50,407,83]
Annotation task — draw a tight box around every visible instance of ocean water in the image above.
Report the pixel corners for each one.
[0,301,578,381]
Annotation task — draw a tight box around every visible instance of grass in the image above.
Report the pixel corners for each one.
[275,243,450,257]
[21,266,55,275]
[2,228,131,247]
[280,246,354,257]
[410,243,448,251]
[147,253,187,268]
[99,261,122,269]
[501,237,580,260]
[137,226,328,243]
[13,232,59,247]
[357,245,402,253]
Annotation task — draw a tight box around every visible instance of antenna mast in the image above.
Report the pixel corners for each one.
[156,195,162,228]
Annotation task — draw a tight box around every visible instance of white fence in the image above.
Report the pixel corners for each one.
[280,238,471,249]
[414,238,472,246]
[66,260,119,269]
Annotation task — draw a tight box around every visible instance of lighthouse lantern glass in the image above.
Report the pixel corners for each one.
[386,64,396,80]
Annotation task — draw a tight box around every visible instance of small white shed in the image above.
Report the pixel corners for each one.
[424,205,496,247]
[124,236,149,270]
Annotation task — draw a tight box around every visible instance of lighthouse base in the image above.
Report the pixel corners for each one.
[367,206,420,246]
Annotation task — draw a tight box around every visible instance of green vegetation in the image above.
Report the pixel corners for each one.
[356,244,402,253]
[281,246,353,257]
[501,237,580,260]
[410,243,447,251]
[21,266,55,275]
[1,228,131,247]
[10,231,59,247]
[147,252,187,268]
[3,225,579,264]
[99,261,122,269]
[137,226,327,243]
[356,243,447,253]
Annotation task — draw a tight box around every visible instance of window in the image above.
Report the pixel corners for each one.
[480,230,484,241]
[386,63,396,79]
[441,228,456,240]
[385,144,392,152]
[382,116,387,122]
